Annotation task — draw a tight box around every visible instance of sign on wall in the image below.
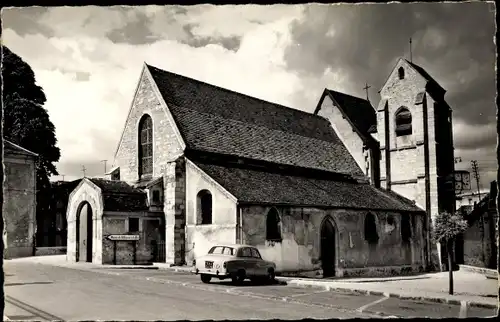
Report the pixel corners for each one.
[107,234,140,241]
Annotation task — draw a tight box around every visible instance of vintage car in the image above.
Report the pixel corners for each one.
[192,244,277,284]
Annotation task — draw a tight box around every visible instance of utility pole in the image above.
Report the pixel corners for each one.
[363,82,371,101]
[101,160,108,174]
[471,160,485,264]
[471,160,482,201]
[409,38,413,63]
[81,165,87,178]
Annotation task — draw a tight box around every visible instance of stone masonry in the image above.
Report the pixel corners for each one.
[164,158,186,265]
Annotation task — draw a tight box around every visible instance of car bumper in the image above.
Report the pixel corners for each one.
[192,268,231,278]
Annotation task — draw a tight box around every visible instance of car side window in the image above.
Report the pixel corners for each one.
[250,248,262,259]
[239,247,252,257]
[209,246,224,254]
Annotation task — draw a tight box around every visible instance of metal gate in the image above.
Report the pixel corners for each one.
[157,241,166,263]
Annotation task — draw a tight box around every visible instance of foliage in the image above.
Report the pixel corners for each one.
[2,45,61,241]
[431,211,468,244]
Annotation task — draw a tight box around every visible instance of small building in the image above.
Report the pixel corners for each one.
[3,140,37,259]
[66,178,162,265]
[456,181,497,269]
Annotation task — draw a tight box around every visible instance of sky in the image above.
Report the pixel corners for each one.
[1,2,497,191]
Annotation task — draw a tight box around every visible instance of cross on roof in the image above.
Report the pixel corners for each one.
[363,82,371,101]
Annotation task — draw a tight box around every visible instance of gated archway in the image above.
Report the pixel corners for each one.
[66,178,104,264]
[76,201,93,262]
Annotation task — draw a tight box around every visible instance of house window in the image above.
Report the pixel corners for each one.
[364,213,379,245]
[266,208,282,241]
[138,114,153,179]
[401,213,412,243]
[398,67,405,80]
[129,218,140,233]
[152,190,160,204]
[395,107,412,137]
[197,190,212,225]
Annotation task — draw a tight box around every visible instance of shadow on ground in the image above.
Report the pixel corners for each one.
[5,281,54,287]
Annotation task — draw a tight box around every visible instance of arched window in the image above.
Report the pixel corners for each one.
[266,208,282,241]
[138,115,153,178]
[401,213,412,243]
[395,107,412,137]
[197,190,212,225]
[398,67,405,80]
[364,213,379,245]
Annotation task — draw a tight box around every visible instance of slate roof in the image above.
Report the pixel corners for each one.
[87,178,147,212]
[406,60,440,86]
[146,65,364,177]
[4,140,38,157]
[192,160,422,212]
[326,90,377,137]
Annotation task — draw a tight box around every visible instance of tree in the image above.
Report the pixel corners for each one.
[2,45,61,245]
[432,211,468,295]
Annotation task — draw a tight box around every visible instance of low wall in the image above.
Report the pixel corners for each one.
[35,247,67,256]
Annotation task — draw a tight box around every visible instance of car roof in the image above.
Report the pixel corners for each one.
[210,244,256,250]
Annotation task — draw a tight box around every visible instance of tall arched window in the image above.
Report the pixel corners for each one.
[364,213,379,245]
[398,67,405,80]
[395,107,412,137]
[197,190,212,225]
[138,115,153,178]
[401,213,412,244]
[266,208,282,241]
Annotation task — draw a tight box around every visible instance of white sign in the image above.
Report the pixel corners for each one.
[107,234,140,241]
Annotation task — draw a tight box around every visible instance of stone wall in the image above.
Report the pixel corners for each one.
[113,67,184,184]
[164,159,187,265]
[101,214,160,265]
[241,205,426,277]
[3,154,36,259]
[184,159,237,264]
[315,95,366,175]
[463,210,497,269]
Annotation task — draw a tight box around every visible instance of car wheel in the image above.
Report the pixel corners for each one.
[267,268,276,284]
[200,274,212,284]
[232,270,246,285]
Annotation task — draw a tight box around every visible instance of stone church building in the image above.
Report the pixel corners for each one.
[67,57,455,277]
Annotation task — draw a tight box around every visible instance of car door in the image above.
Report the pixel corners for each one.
[250,248,266,276]
[239,247,256,275]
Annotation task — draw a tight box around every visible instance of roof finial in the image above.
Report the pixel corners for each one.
[363,82,371,101]
[409,37,413,63]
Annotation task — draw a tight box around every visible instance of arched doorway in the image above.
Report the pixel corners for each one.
[320,217,336,278]
[76,202,93,262]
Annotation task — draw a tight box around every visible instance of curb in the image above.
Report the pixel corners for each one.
[282,279,498,309]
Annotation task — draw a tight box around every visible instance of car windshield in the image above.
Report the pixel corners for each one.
[208,246,235,256]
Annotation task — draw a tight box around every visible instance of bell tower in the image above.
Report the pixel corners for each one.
[377,58,455,270]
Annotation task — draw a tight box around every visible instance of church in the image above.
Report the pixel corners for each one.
[66,57,455,278]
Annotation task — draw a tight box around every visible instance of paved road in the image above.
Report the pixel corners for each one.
[4,262,496,320]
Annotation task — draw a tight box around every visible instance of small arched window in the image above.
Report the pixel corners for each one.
[401,213,412,243]
[138,115,153,178]
[197,190,212,225]
[395,107,412,137]
[364,213,379,245]
[398,67,405,80]
[266,208,282,241]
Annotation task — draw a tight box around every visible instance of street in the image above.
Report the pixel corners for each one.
[4,261,496,321]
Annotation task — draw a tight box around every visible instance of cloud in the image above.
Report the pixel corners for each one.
[1,4,496,190]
